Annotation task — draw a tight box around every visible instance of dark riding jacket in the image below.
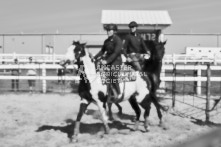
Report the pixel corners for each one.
[123,32,150,57]
[94,34,122,66]
[94,34,122,94]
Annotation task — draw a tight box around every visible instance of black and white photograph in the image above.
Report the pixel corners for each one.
[0,0,221,147]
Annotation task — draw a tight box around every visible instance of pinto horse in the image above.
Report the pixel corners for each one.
[71,42,154,142]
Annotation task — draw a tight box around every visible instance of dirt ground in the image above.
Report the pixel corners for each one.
[0,93,220,147]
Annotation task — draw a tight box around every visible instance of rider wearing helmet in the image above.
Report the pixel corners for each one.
[123,21,150,71]
[93,23,123,99]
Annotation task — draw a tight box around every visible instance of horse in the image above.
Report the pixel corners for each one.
[106,40,167,127]
[71,42,155,142]
[142,40,167,126]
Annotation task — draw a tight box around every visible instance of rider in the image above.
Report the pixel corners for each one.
[123,21,151,71]
[123,21,151,89]
[93,23,123,99]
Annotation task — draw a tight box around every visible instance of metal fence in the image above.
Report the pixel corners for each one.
[0,33,221,54]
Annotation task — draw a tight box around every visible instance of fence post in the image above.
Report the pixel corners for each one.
[194,62,202,95]
[42,64,47,93]
[172,63,176,108]
[52,53,55,64]
[206,64,211,123]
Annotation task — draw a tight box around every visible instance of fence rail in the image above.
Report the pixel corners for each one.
[163,54,221,64]
[0,53,64,64]
[0,63,220,94]
[1,53,221,64]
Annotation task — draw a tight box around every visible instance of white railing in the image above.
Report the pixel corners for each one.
[1,53,221,64]
[0,53,65,64]
[160,64,221,95]
[163,54,221,65]
[0,63,220,94]
[0,64,79,93]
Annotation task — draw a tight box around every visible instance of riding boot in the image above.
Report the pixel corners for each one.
[141,75,151,90]
[113,83,123,99]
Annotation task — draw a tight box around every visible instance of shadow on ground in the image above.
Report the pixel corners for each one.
[36,119,132,140]
[85,109,136,122]
[191,119,221,127]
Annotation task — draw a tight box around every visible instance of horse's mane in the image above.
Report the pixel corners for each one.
[143,40,166,72]
[144,40,157,60]
[81,51,98,83]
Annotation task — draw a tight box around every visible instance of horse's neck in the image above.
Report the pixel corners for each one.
[81,53,103,85]
[81,53,106,97]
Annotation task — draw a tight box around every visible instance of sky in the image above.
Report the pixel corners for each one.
[0,0,221,34]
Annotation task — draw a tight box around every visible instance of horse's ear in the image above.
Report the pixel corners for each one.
[162,40,167,45]
[74,41,80,45]
[81,43,86,47]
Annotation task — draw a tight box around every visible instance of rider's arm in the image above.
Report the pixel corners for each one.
[141,37,151,55]
[94,43,105,60]
[106,36,122,64]
[122,36,129,58]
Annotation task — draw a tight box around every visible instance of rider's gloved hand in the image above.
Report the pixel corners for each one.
[101,60,107,65]
[144,51,151,59]
[126,57,132,62]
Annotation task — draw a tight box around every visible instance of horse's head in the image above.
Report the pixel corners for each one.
[73,42,86,61]
[145,40,166,62]
[154,41,166,61]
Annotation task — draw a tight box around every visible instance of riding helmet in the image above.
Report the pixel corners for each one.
[104,23,118,31]
[128,21,138,28]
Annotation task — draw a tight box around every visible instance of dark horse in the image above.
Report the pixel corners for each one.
[143,40,167,126]
[106,40,167,127]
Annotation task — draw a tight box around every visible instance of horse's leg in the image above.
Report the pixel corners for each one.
[151,93,168,130]
[107,102,114,120]
[140,94,152,132]
[150,74,165,125]
[129,95,141,131]
[151,93,163,124]
[96,101,110,134]
[115,103,122,115]
[71,99,89,142]
[106,102,122,120]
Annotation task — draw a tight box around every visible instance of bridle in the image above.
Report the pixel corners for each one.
[74,45,102,84]
[74,44,85,61]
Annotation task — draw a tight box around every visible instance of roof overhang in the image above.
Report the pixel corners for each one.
[101,10,172,31]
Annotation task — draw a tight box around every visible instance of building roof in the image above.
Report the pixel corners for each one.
[101,10,172,31]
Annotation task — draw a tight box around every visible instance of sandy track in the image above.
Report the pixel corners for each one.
[0,94,217,147]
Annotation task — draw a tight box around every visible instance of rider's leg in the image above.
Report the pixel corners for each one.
[130,57,151,90]
[110,68,122,99]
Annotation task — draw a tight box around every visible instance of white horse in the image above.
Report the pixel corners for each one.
[71,42,155,142]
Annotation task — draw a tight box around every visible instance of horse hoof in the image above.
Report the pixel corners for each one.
[131,117,136,122]
[133,121,139,131]
[159,122,168,130]
[104,127,110,134]
[144,126,150,132]
[109,117,114,121]
[162,106,169,112]
[69,137,78,143]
